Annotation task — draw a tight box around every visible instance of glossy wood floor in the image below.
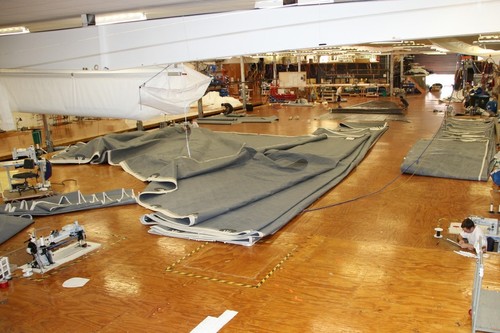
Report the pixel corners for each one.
[1,90,499,333]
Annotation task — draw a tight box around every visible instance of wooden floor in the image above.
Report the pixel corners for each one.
[1,90,500,333]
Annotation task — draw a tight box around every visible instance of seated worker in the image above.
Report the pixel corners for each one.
[458,218,493,252]
[399,95,409,110]
[485,95,498,115]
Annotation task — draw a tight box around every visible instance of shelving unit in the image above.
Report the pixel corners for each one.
[319,62,389,84]
[320,86,336,102]
[263,57,389,85]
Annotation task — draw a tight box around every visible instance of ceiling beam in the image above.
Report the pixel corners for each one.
[0,0,499,70]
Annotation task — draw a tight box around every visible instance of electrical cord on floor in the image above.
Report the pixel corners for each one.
[303,117,445,213]
[49,179,78,187]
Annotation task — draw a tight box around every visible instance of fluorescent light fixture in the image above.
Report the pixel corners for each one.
[0,26,30,36]
[298,0,334,4]
[256,0,333,8]
[319,55,330,63]
[339,47,358,51]
[96,12,146,26]
[255,0,282,8]
[476,35,500,43]
[370,41,404,45]
[423,51,447,55]
[430,46,449,53]
[393,43,427,49]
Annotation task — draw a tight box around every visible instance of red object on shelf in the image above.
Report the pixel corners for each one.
[269,86,296,102]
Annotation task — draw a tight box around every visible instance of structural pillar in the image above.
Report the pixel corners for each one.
[240,56,247,110]
[389,53,394,97]
[273,54,277,86]
[400,56,404,90]
[197,98,204,118]
[41,114,54,152]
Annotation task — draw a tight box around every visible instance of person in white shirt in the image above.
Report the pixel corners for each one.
[336,86,343,109]
[458,218,488,252]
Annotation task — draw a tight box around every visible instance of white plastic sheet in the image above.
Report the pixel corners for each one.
[139,65,212,114]
[0,64,211,130]
[62,277,90,288]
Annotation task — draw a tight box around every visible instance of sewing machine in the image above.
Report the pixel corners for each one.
[25,221,89,272]
[0,146,52,201]
[11,146,39,161]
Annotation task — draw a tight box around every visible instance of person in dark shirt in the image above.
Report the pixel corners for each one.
[399,95,409,110]
[485,95,498,115]
[222,103,234,115]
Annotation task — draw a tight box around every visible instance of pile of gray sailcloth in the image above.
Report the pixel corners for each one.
[0,189,137,245]
[50,123,388,246]
[0,189,136,216]
[401,117,496,181]
[0,215,33,245]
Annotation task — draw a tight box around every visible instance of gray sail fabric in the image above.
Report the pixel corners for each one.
[0,215,34,245]
[330,100,403,114]
[0,189,136,216]
[50,125,388,245]
[401,118,496,181]
[196,115,279,124]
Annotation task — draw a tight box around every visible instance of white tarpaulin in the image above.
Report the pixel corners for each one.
[430,38,500,58]
[139,65,212,114]
[0,64,211,130]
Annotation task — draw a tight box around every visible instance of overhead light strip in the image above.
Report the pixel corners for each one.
[477,36,500,43]
[370,41,404,45]
[96,12,147,26]
[255,0,333,9]
[0,26,30,36]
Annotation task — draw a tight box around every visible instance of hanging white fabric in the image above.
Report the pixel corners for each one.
[139,64,211,114]
[0,64,211,130]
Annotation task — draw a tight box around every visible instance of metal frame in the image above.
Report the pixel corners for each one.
[471,239,500,333]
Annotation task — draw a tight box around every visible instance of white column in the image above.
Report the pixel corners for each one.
[240,56,247,109]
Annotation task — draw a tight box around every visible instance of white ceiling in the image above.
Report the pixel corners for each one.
[0,0,499,58]
[0,1,380,30]
[0,0,259,32]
